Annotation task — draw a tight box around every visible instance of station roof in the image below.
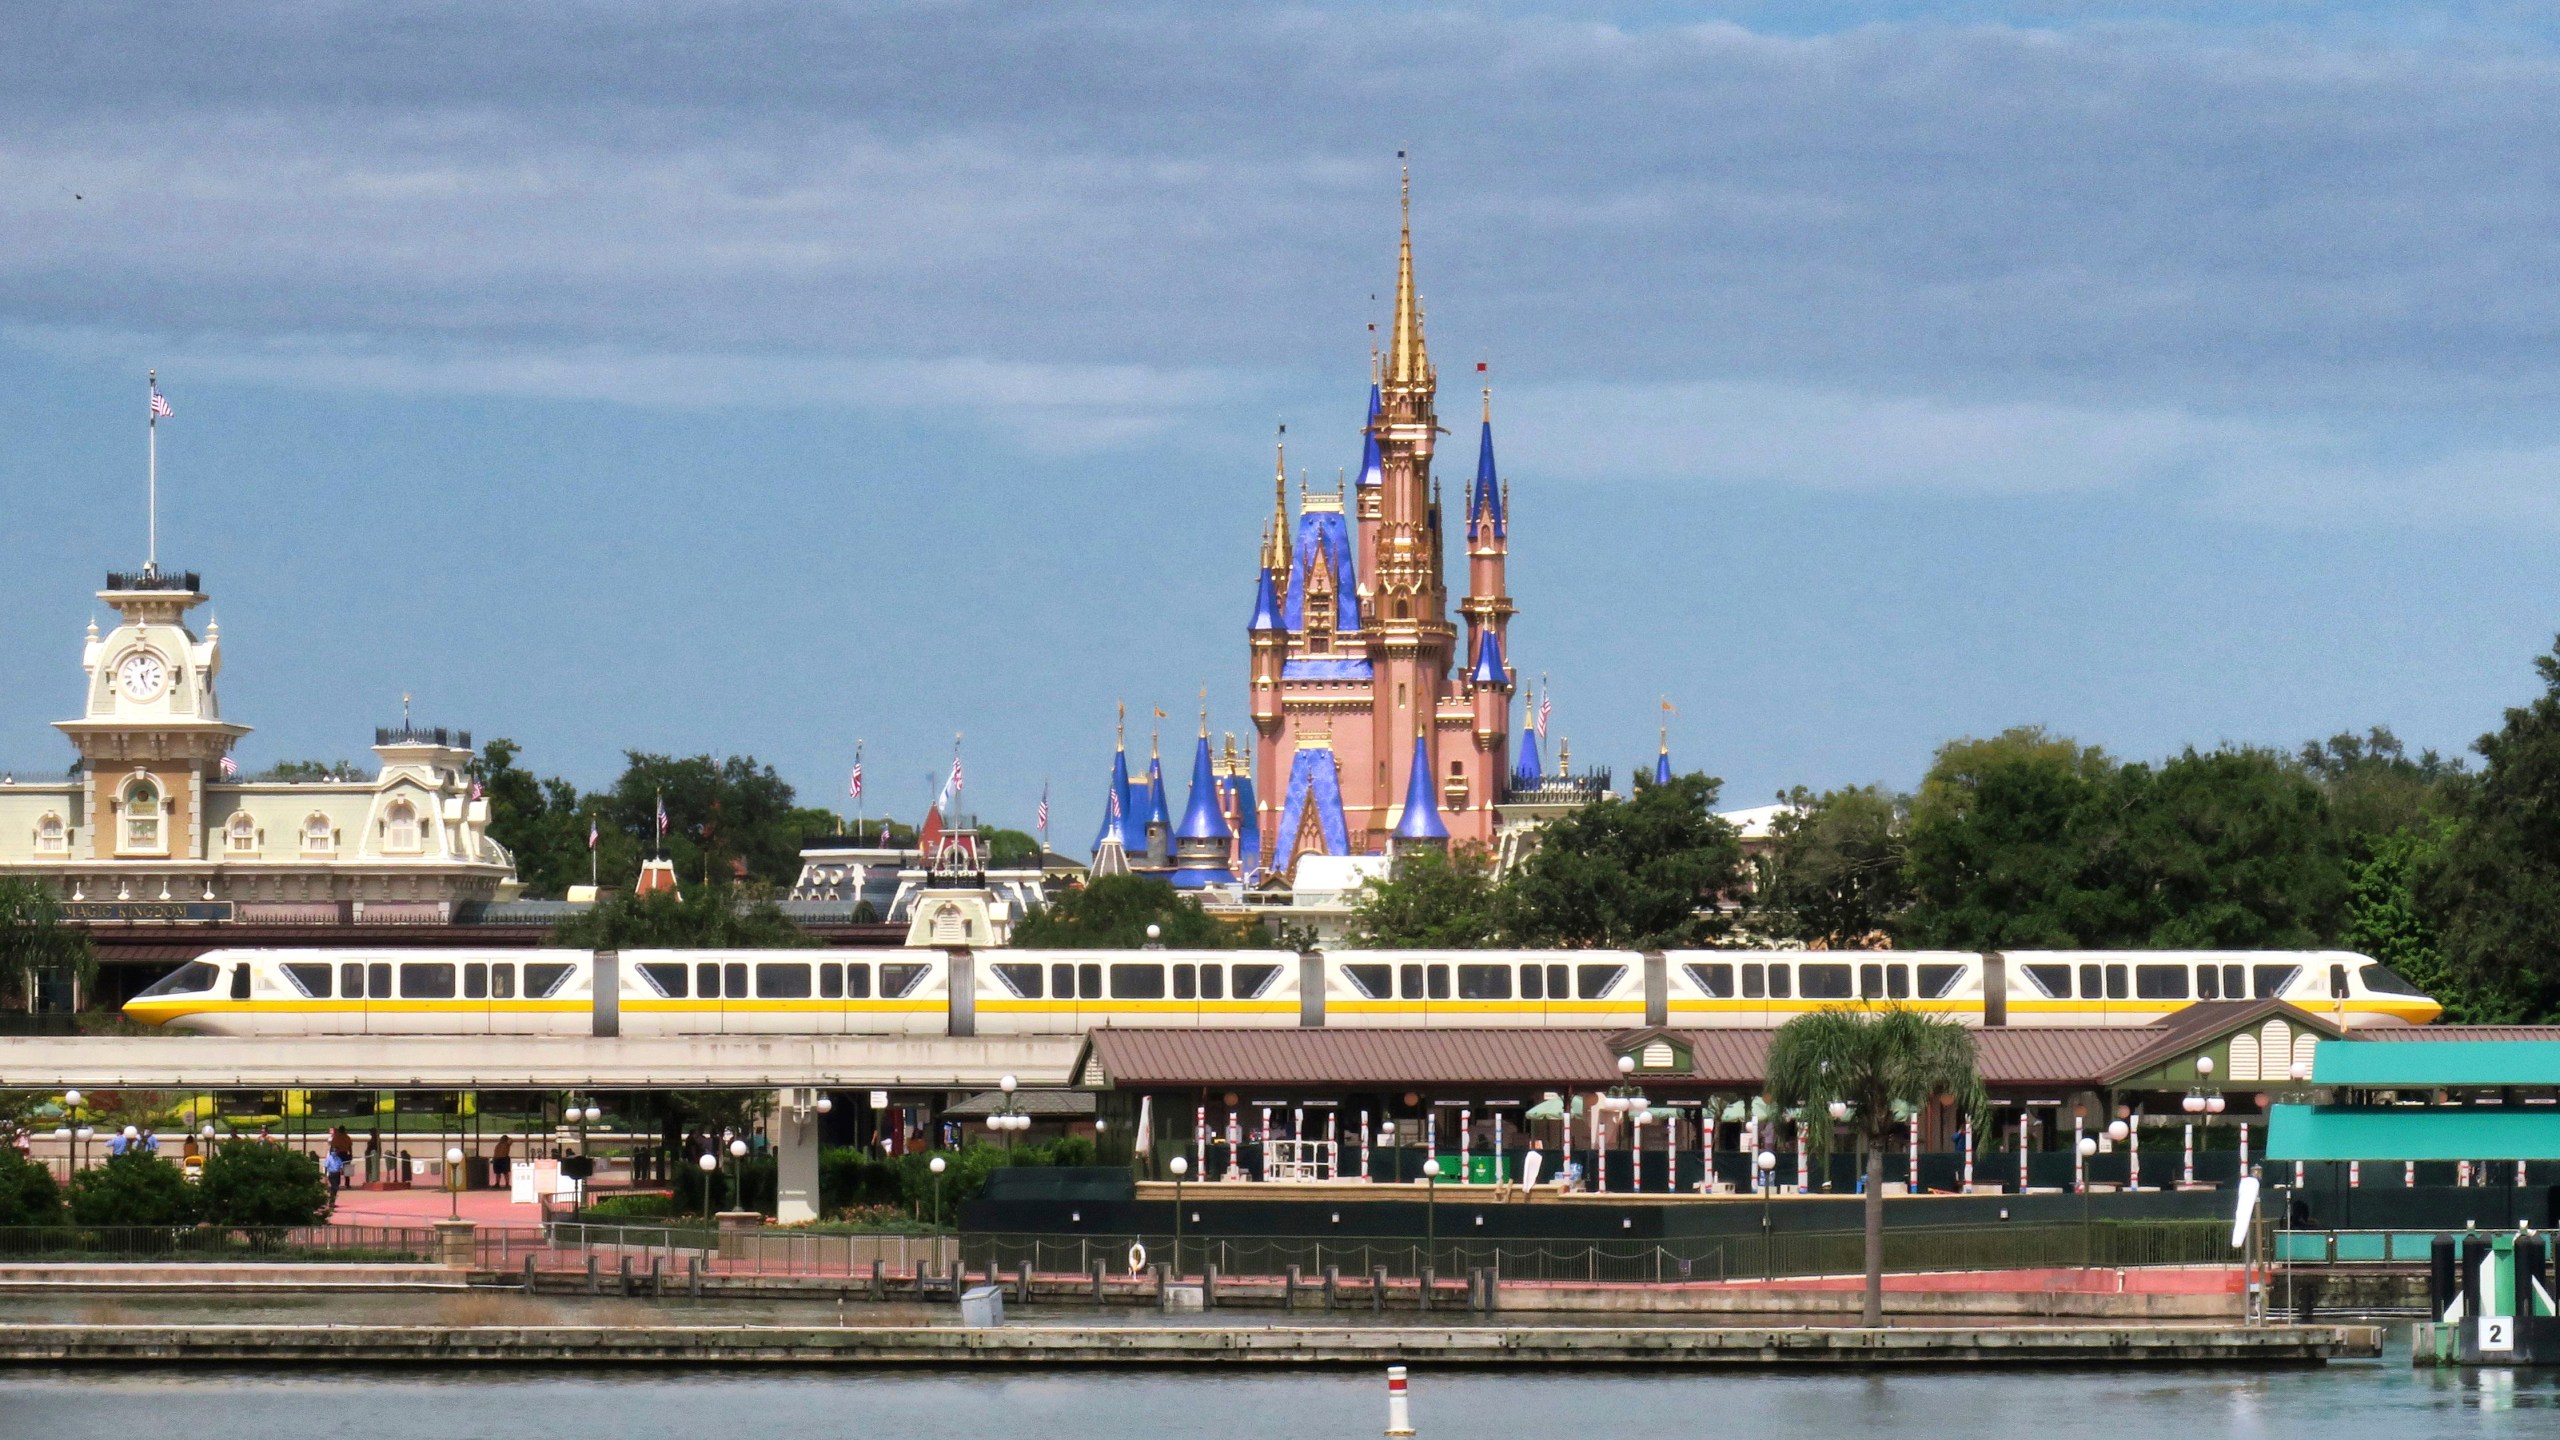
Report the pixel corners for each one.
[2265,1103,2560,1161]
[2311,1039,2560,1087]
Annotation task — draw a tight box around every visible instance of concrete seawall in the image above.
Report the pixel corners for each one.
[0,1322,2380,1367]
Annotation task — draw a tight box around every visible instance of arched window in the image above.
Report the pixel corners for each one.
[226,811,257,855]
[35,814,66,853]
[121,778,162,852]
[930,904,966,944]
[385,799,420,851]
[303,813,335,854]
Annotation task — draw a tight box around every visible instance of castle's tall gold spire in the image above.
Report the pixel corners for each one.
[1389,161,1430,388]
[1262,429,1290,572]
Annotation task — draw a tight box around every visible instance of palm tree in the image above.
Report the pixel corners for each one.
[1764,1006,1986,1327]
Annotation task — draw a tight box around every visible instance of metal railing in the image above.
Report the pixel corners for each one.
[961,1219,2233,1284]
[0,1225,448,1263]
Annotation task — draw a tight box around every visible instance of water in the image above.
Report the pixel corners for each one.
[3,1343,2556,1440]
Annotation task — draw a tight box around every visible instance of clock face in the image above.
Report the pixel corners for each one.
[115,651,168,701]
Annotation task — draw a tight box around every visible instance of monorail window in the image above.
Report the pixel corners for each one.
[400,963,457,999]
[525,963,576,1000]
[820,964,844,999]
[881,962,934,1000]
[1888,964,1910,1000]
[1522,965,1545,1000]
[1202,965,1226,1000]
[465,963,489,1000]
[638,963,688,998]
[1110,964,1167,1000]
[2252,964,2299,999]
[1051,962,1075,1000]
[724,962,748,999]
[341,962,363,998]
[282,963,332,999]
[494,964,515,999]
[368,962,391,999]
[1077,963,1102,1000]
[1800,964,1852,1000]
[1917,964,1965,1000]
[2078,964,2101,999]
[844,963,872,999]
[231,963,252,1000]
[2223,963,2245,998]
[1400,964,1425,999]
[1858,964,1884,1000]
[2020,964,2071,999]
[696,962,719,999]
[1684,963,1735,998]
[758,963,813,999]
[1577,964,1627,1000]
[2329,964,2350,999]
[2135,965,2189,1001]
[1742,964,1765,999]
[2360,962,2429,997]
[2197,966,2219,1000]
[1547,963,1568,999]
[1344,964,1393,1000]
[138,961,221,998]
[1427,965,1451,1001]
[1457,964,1512,1000]
[2105,965,2127,1000]
[993,963,1043,999]
[1173,964,1196,1000]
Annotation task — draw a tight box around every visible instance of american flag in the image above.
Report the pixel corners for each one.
[587,815,599,851]
[218,754,238,778]
[149,390,172,419]
[654,792,668,841]
[1537,689,1552,737]
[949,751,964,795]
[848,760,863,801]
[878,821,891,846]
[468,779,483,801]
[1036,784,1049,834]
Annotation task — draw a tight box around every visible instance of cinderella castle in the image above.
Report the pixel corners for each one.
[1092,174,1621,890]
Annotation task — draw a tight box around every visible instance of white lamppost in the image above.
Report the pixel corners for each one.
[1169,1154,1190,1276]
[928,1153,948,1230]
[445,1145,465,1220]
[698,1151,719,1223]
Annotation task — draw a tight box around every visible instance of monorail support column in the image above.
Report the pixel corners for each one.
[776,1089,823,1225]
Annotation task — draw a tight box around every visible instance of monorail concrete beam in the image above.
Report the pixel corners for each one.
[775,1088,823,1225]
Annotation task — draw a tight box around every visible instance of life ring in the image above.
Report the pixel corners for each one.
[1127,1241,1148,1276]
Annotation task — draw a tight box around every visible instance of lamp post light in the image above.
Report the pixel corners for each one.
[2076,1136,2099,1239]
[1754,1150,1779,1280]
[928,1153,948,1232]
[698,1151,719,1224]
[988,1073,1026,1149]
[445,1145,465,1221]
[1421,1157,1442,1272]
[728,1136,749,1213]
[1169,1154,1189,1278]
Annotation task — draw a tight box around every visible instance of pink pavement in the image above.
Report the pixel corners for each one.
[325,1186,543,1229]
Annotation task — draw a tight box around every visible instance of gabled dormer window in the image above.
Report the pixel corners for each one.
[226,812,257,855]
[35,814,66,854]
[384,799,421,852]
[119,778,164,854]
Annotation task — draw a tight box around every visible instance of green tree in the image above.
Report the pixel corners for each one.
[0,876,96,1012]
[65,1151,199,1228]
[548,885,816,949]
[472,738,604,899]
[2422,637,2560,1022]
[1011,875,1237,948]
[2346,820,2462,1012]
[0,1144,62,1226]
[1900,727,2118,948]
[1754,785,1912,948]
[981,827,1045,868]
[1504,772,1748,948]
[1764,1007,1986,1327]
[605,752,831,888]
[256,759,365,781]
[2297,727,2468,849]
[1349,844,1503,948]
[2104,747,2347,948]
[197,1140,331,1230]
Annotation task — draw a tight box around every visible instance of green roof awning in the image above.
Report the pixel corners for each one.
[2313,1040,2560,1088]
[2265,1103,2560,1161]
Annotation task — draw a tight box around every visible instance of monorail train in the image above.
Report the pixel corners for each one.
[122,946,2442,1037]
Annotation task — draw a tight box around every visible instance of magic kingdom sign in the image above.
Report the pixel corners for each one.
[61,900,234,923]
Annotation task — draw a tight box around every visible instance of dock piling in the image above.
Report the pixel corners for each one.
[1323,1264,1339,1312]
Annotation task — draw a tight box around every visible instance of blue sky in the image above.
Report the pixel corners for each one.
[6,1,2560,834]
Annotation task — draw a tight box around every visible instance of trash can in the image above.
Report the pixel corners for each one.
[959,1284,1005,1328]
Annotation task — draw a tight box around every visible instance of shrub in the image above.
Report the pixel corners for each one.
[65,1152,198,1228]
[198,1141,329,1229]
[0,1145,62,1226]
[584,1191,678,1219]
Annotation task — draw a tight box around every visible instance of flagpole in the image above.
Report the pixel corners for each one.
[146,370,157,572]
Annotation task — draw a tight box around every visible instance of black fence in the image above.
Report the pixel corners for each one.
[0,1225,446,1263]
[962,1217,2232,1284]
[1196,1143,2264,1193]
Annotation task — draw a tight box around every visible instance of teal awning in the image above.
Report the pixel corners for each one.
[2265,1103,2560,1161]
[2313,1041,2560,1088]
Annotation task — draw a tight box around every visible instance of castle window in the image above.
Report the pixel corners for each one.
[226,812,256,855]
[120,779,163,852]
[303,813,335,855]
[35,814,66,853]
[385,799,421,852]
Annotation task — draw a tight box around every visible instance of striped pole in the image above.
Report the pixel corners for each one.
[1907,1115,1920,1191]
[1328,1109,1340,1180]
[2182,1123,2194,1187]
[1385,1364,1415,1437]
[2458,1160,2471,1188]
[1960,1120,1973,1189]
[1795,1119,1809,1192]
[1703,1108,1717,1192]
[1196,1106,1208,1178]
[2019,1114,2030,1192]
[1458,1109,1471,1185]
[2238,1121,2250,1173]
[2404,1160,2415,1188]
[1360,1109,1371,1181]
[2293,1160,2303,1189]
[2128,1116,2140,1191]
[1492,1111,1504,1186]
[2073,1114,2086,1193]
[2348,1160,2360,1188]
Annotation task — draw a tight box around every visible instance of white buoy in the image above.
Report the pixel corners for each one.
[1385,1364,1415,1437]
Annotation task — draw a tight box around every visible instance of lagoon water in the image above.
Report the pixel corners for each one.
[5,1345,2556,1440]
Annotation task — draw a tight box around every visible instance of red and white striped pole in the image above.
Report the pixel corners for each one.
[2073,1114,2086,1193]
[1907,1115,1920,1191]
[2403,1160,2415,1188]
[1959,1120,1973,1189]
[2181,1123,2194,1187]
[2019,1114,2030,1192]
[1795,1118,1809,1192]
[1360,1109,1372,1181]
[1458,1109,1472,1185]
[1385,1365,1415,1437]
[2238,1122,2250,1174]
[1195,1106,1207,1177]
[2348,1160,2360,1188]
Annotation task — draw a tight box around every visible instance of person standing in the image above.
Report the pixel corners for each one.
[491,1133,514,1186]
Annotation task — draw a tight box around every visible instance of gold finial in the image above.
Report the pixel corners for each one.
[1388,157,1429,387]
[1483,385,1492,423]
[1264,428,1291,572]
[1116,700,1126,750]
[1199,684,1209,738]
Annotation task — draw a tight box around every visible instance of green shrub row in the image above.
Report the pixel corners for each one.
[668,1137,1097,1222]
[0,1141,329,1229]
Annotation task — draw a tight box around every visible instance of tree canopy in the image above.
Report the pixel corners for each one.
[548,884,816,949]
[0,875,95,1011]
[1504,772,1748,948]
[1753,784,1910,949]
[1348,844,1503,948]
[1011,875,1237,949]
[2424,639,2560,1022]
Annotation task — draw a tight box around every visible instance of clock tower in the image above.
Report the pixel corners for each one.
[53,566,250,864]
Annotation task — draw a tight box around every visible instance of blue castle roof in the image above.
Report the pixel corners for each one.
[1513,698,1545,788]
[1357,384,1384,490]
[1144,755,1171,833]
[1169,733,1238,889]
[1654,740,1673,787]
[1273,746,1351,866]
[1093,744,1133,854]
[1470,413,1504,537]
[1248,567,1283,632]
[1392,733,1450,842]
[1283,508,1361,634]
[1469,628,1507,686]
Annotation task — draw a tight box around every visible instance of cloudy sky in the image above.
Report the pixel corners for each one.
[6,1,2560,832]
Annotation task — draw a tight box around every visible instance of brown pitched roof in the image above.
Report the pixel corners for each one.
[2358,1025,2560,1042]
[1076,1028,1637,1089]
[1969,1028,2153,1087]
